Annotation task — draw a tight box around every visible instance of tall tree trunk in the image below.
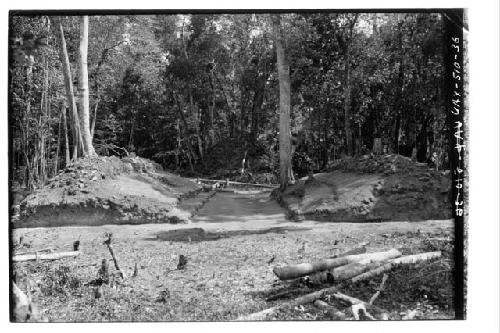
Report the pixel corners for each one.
[61,103,70,167]
[175,119,181,171]
[54,17,83,160]
[343,14,358,157]
[25,61,34,190]
[78,16,96,157]
[272,14,293,189]
[54,111,61,175]
[188,90,204,161]
[90,99,98,140]
[172,89,198,170]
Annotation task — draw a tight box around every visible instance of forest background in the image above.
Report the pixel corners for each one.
[9,12,447,192]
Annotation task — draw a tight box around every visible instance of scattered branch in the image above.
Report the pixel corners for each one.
[351,303,375,320]
[330,292,389,320]
[369,273,388,305]
[313,300,347,320]
[236,286,339,321]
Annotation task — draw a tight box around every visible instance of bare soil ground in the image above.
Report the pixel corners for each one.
[276,154,451,222]
[11,189,455,322]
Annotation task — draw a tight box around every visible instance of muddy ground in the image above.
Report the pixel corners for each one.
[12,189,455,322]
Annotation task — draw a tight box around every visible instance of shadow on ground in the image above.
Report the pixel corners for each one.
[145,226,312,243]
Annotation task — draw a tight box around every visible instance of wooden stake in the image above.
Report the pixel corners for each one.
[103,233,126,279]
[133,263,138,277]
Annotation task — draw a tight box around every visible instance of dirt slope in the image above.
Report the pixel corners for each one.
[15,156,202,228]
[275,154,451,222]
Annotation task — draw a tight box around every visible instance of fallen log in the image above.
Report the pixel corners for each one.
[197,178,278,189]
[273,248,401,280]
[308,260,387,284]
[12,250,81,262]
[351,251,442,283]
[236,286,339,321]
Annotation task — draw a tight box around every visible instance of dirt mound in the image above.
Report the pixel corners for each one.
[275,154,451,222]
[329,153,432,175]
[15,156,202,228]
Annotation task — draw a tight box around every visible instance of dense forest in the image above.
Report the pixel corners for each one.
[9,13,447,192]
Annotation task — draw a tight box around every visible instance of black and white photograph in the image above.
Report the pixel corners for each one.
[3,3,495,327]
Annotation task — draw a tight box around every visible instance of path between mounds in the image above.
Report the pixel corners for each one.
[189,189,452,235]
[13,188,453,244]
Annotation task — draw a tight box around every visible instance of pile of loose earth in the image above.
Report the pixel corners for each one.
[275,154,451,222]
[15,156,202,228]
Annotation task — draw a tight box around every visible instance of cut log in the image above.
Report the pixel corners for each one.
[236,286,339,321]
[274,248,401,280]
[351,251,442,283]
[308,260,387,284]
[391,251,442,264]
[12,250,81,262]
